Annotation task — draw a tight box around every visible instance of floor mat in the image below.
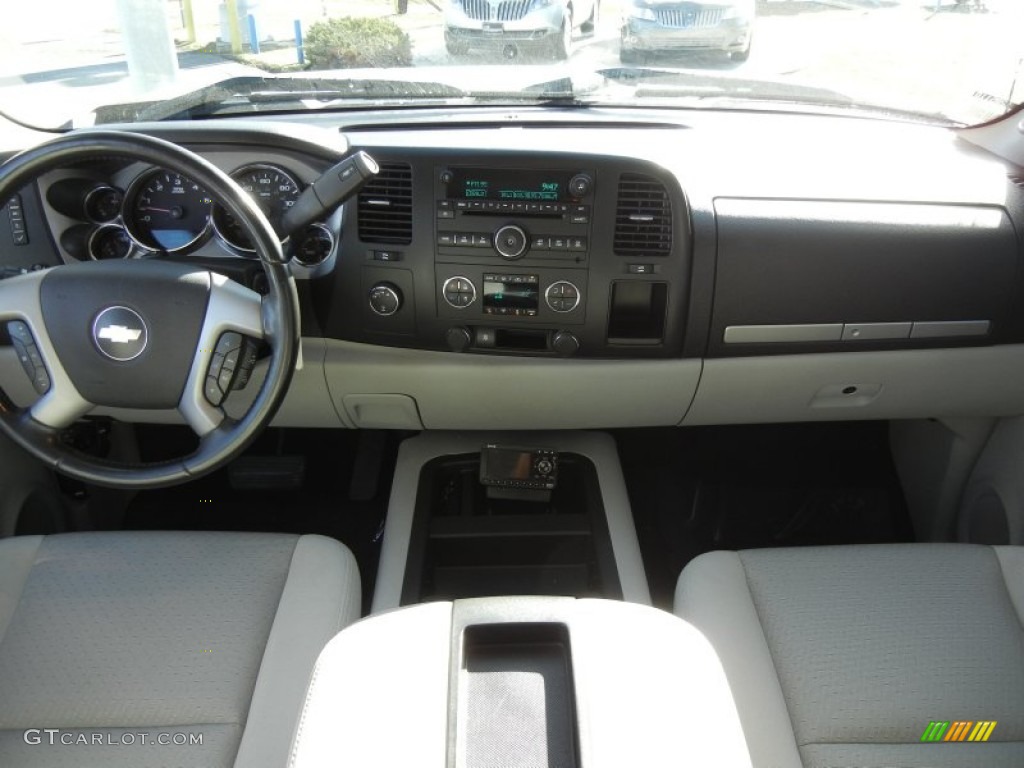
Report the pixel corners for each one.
[615,422,915,609]
[121,427,401,613]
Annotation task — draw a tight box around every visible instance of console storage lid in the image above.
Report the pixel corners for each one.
[288,597,752,768]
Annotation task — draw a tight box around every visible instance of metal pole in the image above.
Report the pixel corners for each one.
[247,14,261,54]
[225,0,243,54]
[295,19,305,65]
[182,0,196,43]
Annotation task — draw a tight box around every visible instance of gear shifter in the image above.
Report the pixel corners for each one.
[280,150,379,235]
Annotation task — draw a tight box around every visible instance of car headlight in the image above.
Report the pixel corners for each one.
[630,6,656,21]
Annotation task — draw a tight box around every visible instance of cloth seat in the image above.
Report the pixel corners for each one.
[675,543,1024,768]
[0,531,361,768]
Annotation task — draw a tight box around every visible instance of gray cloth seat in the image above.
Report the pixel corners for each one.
[0,531,361,768]
[675,543,1024,768]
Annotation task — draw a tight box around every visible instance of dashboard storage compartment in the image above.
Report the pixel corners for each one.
[400,453,622,604]
[710,199,1019,356]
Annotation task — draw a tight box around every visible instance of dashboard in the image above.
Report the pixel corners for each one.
[2,110,1023,431]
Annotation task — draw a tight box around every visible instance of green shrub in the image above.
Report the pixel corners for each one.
[305,16,412,69]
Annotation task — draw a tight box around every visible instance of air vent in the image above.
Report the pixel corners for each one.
[613,173,672,258]
[1010,173,1024,189]
[358,162,412,245]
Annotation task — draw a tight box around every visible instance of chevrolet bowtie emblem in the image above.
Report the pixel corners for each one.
[97,325,143,344]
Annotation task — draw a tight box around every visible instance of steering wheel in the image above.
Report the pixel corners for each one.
[0,131,299,488]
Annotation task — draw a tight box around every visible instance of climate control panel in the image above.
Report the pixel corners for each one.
[328,152,689,359]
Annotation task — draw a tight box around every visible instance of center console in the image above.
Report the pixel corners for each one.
[371,431,651,613]
[288,597,752,768]
[327,152,691,358]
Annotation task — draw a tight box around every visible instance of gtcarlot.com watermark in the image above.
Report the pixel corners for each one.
[24,729,204,747]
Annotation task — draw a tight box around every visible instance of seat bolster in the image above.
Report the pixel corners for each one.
[233,534,362,768]
[0,535,43,645]
[994,546,1024,626]
[675,551,802,768]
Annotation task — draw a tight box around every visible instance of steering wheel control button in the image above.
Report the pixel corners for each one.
[545,281,581,313]
[494,225,528,260]
[92,306,148,362]
[369,283,402,316]
[442,276,476,309]
[7,320,51,394]
[7,194,28,246]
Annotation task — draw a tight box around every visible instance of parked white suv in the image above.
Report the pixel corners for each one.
[620,0,754,63]
[444,0,600,59]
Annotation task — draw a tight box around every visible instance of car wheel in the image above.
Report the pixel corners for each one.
[553,8,573,60]
[581,1,599,37]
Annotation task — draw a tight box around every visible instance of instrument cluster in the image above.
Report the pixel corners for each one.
[44,163,336,269]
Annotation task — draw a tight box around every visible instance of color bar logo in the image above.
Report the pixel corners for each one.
[921,721,997,743]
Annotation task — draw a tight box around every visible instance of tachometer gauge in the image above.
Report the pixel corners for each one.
[212,164,302,252]
[125,170,212,252]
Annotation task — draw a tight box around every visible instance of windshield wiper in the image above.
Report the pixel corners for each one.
[94,76,470,123]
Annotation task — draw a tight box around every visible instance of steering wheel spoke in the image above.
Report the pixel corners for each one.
[0,270,94,429]
[178,274,266,438]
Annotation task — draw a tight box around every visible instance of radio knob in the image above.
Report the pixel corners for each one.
[494,224,528,260]
[445,326,472,352]
[440,169,453,184]
[552,331,580,357]
[368,283,402,316]
[569,173,593,198]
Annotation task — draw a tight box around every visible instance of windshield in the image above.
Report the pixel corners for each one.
[1,0,1022,138]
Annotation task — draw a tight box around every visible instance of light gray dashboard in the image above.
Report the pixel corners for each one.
[1,110,1022,429]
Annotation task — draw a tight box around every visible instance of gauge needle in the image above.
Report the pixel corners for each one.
[139,206,171,213]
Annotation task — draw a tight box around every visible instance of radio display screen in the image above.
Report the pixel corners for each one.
[451,168,569,201]
[483,274,539,315]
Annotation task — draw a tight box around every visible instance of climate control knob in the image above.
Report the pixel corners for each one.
[368,283,402,316]
[494,224,528,260]
[445,326,472,352]
[552,331,580,357]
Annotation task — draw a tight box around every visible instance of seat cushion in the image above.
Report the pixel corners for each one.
[0,531,360,768]
[675,544,1024,768]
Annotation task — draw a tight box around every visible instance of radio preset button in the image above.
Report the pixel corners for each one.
[436,201,454,219]
[568,236,587,251]
[455,200,470,210]
[551,237,567,251]
[455,233,473,246]
[437,232,454,246]
[531,235,549,250]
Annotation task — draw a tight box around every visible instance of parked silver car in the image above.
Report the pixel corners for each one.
[620,0,754,63]
[445,0,600,59]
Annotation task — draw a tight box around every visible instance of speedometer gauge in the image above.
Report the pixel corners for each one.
[125,170,212,252]
[212,165,302,252]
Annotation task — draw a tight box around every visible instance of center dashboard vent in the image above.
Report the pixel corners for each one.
[1010,173,1024,190]
[613,173,672,258]
[358,162,412,245]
